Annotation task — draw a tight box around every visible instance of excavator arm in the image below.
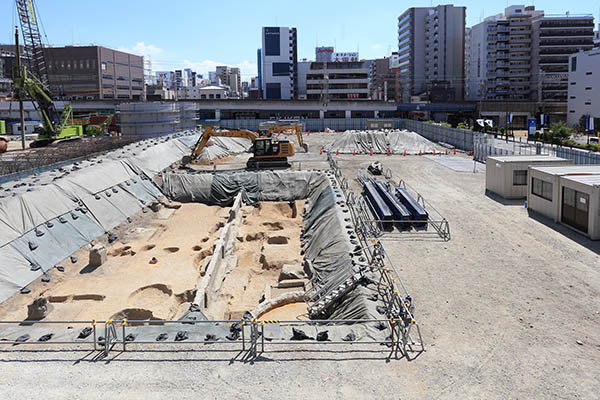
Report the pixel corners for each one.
[191,127,259,158]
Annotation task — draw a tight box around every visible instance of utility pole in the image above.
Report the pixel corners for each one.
[15,27,26,150]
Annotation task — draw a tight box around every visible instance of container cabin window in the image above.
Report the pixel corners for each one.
[513,170,527,186]
[532,177,552,201]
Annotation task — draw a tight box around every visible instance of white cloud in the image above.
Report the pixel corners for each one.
[117,42,164,58]
[372,43,382,50]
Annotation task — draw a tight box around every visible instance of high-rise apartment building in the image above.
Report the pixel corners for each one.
[467,6,594,102]
[485,6,543,101]
[397,5,466,102]
[261,26,298,99]
[532,14,595,102]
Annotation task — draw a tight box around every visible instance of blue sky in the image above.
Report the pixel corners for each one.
[1,0,598,79]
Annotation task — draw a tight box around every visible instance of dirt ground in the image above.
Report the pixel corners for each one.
[0,203,224,322]
[217,201,305,320]
[1,131,599,399]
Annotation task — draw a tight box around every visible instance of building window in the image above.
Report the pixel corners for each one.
[586,72,592,75]
[585,87,592,90]
[101,62,106,71]
[209,94,214,99]
[201,94,206,99]
[264,27,281,56]
[216,94,221,99]
[570,57,577,71]
[272,62,290,76]
[265,83,281,99]
[513,170,527,186]
[532,177,552,201]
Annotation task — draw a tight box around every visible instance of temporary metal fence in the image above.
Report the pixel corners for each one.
[0,316,422,361]
[216,118,406,132]
[473,133,549,163]
[398,119,475,151]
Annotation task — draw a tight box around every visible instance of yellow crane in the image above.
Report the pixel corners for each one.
[187,127,296,169]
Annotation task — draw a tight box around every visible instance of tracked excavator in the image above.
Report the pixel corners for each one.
[263,122,308,152]
[186,127,295,169]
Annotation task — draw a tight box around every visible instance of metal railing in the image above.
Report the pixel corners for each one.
[0,317,422,360]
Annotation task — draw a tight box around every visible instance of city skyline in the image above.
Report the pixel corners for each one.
[1,0,598,79]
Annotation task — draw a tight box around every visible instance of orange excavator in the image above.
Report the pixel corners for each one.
[187,127,296,169]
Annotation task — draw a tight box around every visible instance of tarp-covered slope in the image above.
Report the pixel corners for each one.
[0,130,201,302]
[323,129,439,155]
[161,169,377,321]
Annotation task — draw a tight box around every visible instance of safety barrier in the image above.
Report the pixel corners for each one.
[324,152,425,359]
[0,316,422,360]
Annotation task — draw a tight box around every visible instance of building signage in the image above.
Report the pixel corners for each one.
[541,73,568,82]
[333,52,359,62]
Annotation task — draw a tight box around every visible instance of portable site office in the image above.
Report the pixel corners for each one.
[527,165,600,240]
[485,155,573,199]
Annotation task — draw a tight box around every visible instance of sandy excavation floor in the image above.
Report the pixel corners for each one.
[218,201,305,320]
[0,202,226,322]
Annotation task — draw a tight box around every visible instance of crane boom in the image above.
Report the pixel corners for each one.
[13,0,83,147]
[16,0,48,87]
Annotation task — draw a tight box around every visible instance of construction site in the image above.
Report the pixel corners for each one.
[0,1,599,399]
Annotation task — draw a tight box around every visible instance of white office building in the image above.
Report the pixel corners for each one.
[567,47,600,126]
[261,26,298,99]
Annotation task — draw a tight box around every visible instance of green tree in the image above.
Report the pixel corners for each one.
[549,121,573,144]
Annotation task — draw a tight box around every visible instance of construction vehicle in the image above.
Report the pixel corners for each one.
[264,122,308,152]
[187,127,295,169]
[12,0,84,148]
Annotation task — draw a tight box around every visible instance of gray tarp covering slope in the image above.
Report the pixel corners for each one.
[0,130,200,303]
[323,129,439,155]
[195,137,252,162]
